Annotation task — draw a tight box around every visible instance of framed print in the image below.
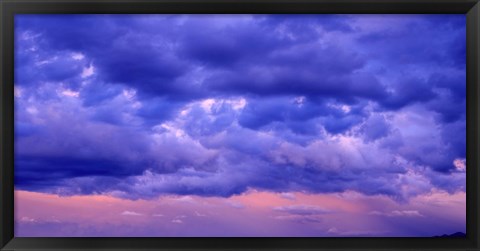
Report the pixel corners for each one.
[1,0,479,250]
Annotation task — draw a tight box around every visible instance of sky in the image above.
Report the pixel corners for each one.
[14,14,466,237]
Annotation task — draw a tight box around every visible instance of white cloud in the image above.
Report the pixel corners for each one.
[71,52,85,60]
[171,219,183,224]
[273,205,330,215]
[14,86,23,98]
[390,210,424,217]
[453,158,466,172]
[122,89,137,100]
[121,210,143,216]
[61,89,80,98]
[195,211,207,217]
[229,97,247,110]
[280,192,296,200]
[369,210,423,217]
[26,106,39,115]
[327,227,338,233]
[81,64,95,78]
[200,98,215,112]
[174,196,195,203]
[19,216,36,222]
[225,200,245,209]
[293,96,306,107]
[35,56,58,66]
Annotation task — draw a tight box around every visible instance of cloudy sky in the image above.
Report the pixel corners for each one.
[14,14,466,237]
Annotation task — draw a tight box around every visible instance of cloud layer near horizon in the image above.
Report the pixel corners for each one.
[15,189,466,237]
[14,15,465,203]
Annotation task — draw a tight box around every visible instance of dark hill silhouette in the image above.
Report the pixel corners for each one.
[433,232,466,238]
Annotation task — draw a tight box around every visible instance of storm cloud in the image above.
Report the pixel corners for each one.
[14,14,466,202]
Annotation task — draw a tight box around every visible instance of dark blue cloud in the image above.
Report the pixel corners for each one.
[81,82,123,106]
[13,14,466,200]
[322,114,364,134]
[356,15,465,68]
[14,155,146,193]
[380,77,437,110]
[183,104,236,137]
[135,97,185,126]
[360,114,390,142]
[237,96,368,135]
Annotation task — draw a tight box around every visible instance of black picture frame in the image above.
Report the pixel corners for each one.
[1,0,479,250]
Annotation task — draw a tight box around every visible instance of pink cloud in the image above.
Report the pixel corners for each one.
[15,189,465,237]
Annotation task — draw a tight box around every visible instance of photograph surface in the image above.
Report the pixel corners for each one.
[14,14,466,237]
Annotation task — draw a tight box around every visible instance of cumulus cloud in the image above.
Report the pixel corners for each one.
[13,14,465,202]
